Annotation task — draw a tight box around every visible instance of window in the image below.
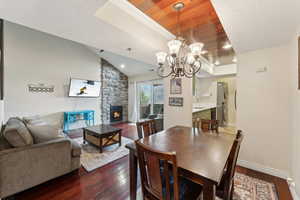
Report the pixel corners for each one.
[153,84,164,115]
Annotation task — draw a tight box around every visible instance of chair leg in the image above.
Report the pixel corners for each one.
[230,181,234,200]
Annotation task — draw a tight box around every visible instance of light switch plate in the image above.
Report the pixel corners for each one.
[256,66,267,73]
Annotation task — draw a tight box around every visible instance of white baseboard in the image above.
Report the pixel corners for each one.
[290,185,300,200]
[237,159,289,179]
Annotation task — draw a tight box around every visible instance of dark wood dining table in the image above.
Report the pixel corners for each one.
[125,126,236,200]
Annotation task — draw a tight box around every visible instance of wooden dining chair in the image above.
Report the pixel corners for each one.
[210,120,219,133]
[200,119,219,133]
[216,130,244,200]
[135,141,201,200]
[200,119,211,132]
[136,119,157,139]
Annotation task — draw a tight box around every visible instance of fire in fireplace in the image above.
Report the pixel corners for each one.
[110,105,123,123]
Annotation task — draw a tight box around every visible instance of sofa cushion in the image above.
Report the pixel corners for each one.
[69,139,81,157]
[27,125,64,143]
[3,118,34,147]
[23,115,48,126]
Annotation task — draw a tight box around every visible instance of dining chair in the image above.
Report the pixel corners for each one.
[136,119,157,139]
[210,120,219,133]
[199,119,219,133]
[135,141,202,200]
[216,130,244,200]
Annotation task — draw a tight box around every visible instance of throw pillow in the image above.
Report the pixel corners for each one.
[27,125,65,143]
[3,118,34,147]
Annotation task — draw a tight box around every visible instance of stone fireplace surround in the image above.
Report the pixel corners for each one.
[100,59,128,124]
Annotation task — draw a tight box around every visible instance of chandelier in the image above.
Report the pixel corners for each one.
[156,2,204,78]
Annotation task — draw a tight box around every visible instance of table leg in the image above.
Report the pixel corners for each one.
[203,182,216,200]
[129,149,137,200]
[119,131,122,147]
[83,129,86,144]
[99,138,103,153]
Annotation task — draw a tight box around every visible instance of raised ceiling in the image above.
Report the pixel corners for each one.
[211,0,300,53]
[128,0,236,65]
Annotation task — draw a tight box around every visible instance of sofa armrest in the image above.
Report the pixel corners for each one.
[68,139,81,157]
[0,138,72,198]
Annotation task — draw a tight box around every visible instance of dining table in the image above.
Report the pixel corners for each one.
[125,126,236,200]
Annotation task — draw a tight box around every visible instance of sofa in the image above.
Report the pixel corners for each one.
[0,117,81,198]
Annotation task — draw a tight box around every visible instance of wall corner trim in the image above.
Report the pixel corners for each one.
[237,159,289,179]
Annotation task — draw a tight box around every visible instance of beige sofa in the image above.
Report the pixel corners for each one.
[0,118,81,198]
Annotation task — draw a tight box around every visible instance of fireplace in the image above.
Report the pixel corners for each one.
[110,105,123,123]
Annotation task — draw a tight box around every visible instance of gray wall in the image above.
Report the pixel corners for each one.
[100,59,128,124]
[3,21,101,126]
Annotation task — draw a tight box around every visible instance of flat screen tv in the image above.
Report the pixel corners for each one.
[68,78,100,97]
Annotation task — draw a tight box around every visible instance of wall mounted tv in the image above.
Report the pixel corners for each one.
[68,78,100,98]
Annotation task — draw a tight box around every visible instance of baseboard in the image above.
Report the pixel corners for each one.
[237,159,289,179]
[290,185,300,200]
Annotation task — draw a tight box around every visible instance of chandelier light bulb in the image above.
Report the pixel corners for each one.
[156,52,167,64]
[187,53,195,65]
[189,42,204,56]
[214,60,220,66]
[168,39,182,55]
[201,50,208,55]
[223,43,232,49]
[232,57,237,63]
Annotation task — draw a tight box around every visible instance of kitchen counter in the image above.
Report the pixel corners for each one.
[192,104,216,113]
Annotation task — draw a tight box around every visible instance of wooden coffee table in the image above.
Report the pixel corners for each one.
[83,125,122,153]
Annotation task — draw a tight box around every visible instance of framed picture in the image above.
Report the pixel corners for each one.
[169,97,183,107]
[170,78,182,94]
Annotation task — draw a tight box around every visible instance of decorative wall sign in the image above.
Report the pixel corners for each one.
[170,78,182,94]
[169,97,183,107]
[28,83,54,93]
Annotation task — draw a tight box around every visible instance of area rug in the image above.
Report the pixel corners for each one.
[232,172,278,200]
[73,136,133,172]
[127,172,278,200]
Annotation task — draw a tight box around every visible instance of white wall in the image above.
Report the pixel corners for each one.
[4,21,101,126]
[289,31,300,197]
[0,100,4,126]
[164,76,192,129]
[236,45,292,177]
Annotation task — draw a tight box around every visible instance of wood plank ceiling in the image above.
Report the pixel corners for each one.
[128,0,236,66]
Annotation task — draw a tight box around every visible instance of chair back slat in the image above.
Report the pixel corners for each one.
[136,141,179,200]
[193,118,219,133]
[145,153,163,195]
[163,160,171,200]
[136,119,157,139]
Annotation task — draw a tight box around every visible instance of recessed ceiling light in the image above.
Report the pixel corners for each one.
[232,57,237,63]
[214,60,220,66]
[201,50,208,55]
[120,64,125,68]
[223,43,232,50]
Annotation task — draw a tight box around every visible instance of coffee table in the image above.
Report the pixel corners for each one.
[83,125,122,153]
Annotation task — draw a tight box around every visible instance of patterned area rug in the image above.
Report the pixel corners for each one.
[73,137,133,172]
[233,172,278,200]
[127,172,278,200]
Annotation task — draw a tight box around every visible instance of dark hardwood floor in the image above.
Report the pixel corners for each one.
[14,123,292,200]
